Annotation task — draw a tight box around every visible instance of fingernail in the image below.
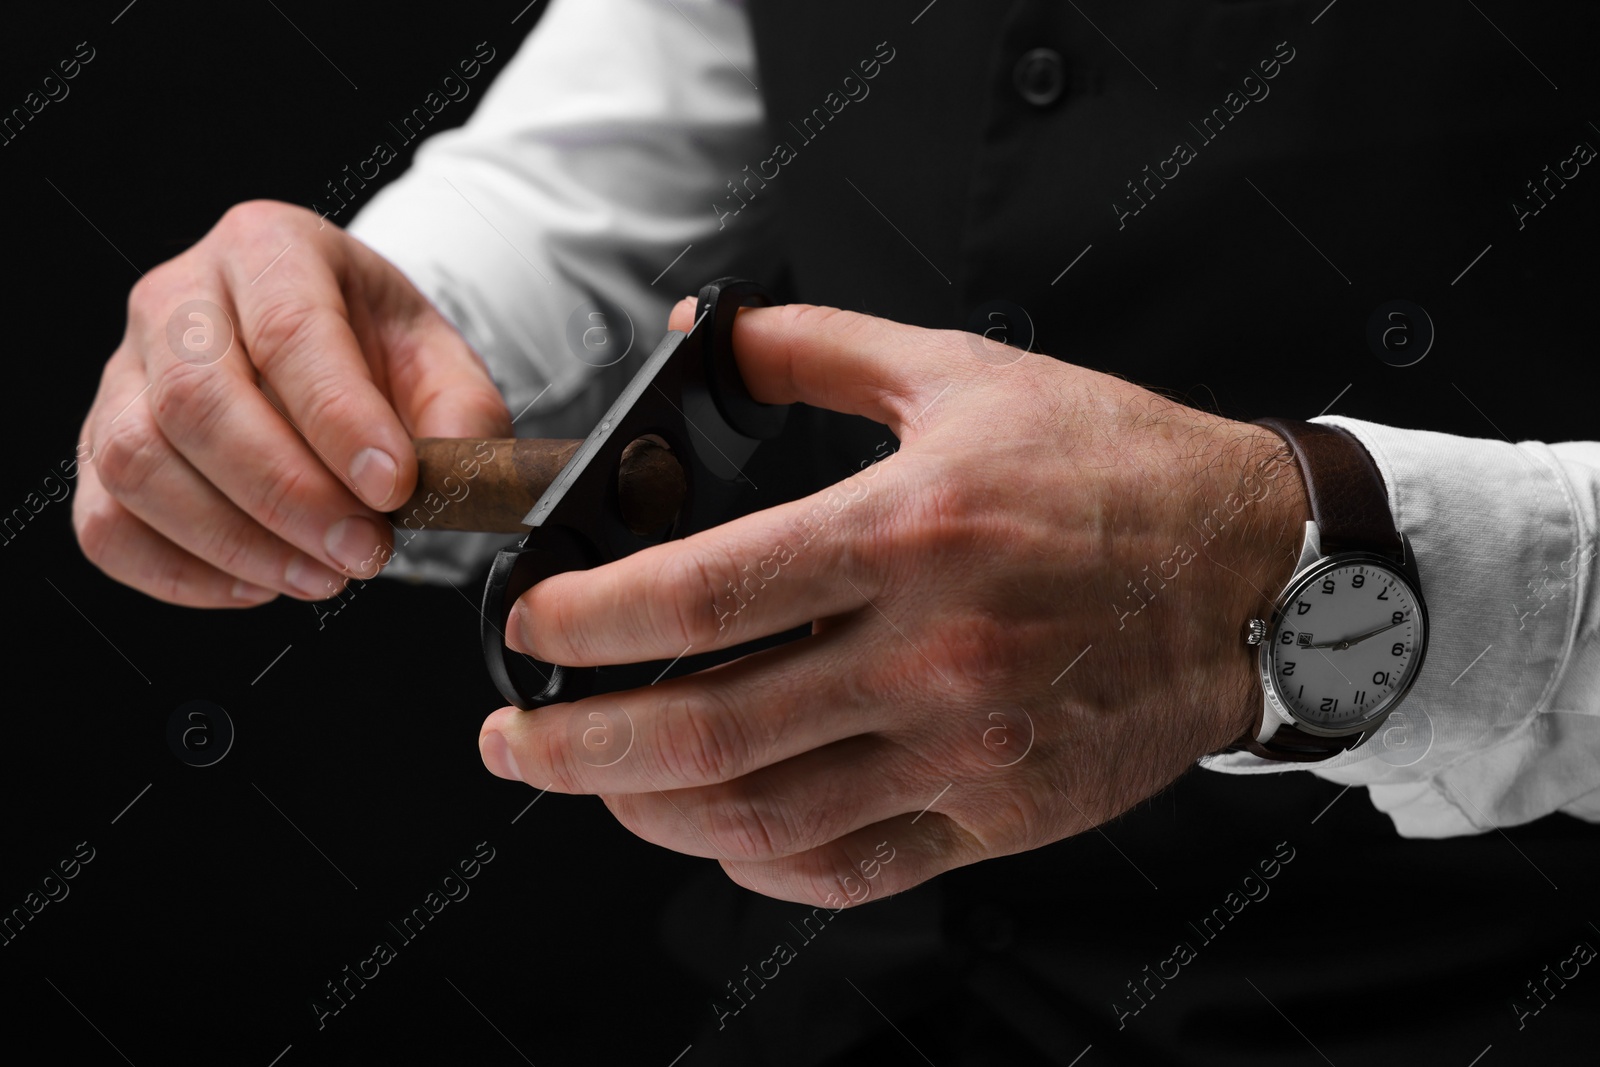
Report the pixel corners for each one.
[505,600,531,654]
[286,555,345,599]
[480,730,523,782]
[349,448,399,509]
[232,580,278,603]
[324,516,386,577]
[668,295,698,328]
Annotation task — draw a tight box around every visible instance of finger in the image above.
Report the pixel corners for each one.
[137,284,392,580]
[73,461,278,607]
[343,237,512,440]
[718,812,983,907]
[726,303,970,435]
[88,359,348,600]
[600,734,922,862]
[666,295,697,333]
[222,237,416,511]
[509,466,891,665]
[479,632,890,794]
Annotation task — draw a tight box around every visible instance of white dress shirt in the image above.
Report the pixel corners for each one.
[347,0,1600,839]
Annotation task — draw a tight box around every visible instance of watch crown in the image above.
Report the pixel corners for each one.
[1245,619,1268,646]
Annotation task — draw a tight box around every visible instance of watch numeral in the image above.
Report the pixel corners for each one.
[1320,697,1340,714]
[1354,689,1367,707]
[1377,586,1390,600]
[1296,601,1311,616]
[1321,578,1336,594]
[1280,630,1295,645]
[1373,671,1390,686]
[1391,611,1405,625]
[1391,643,1406,657]
[1351,574,1365,588]
[1297,685,1304,700]
[1282,661,1296,676]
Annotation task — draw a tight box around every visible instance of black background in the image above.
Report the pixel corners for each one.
[2,2,1597,1066]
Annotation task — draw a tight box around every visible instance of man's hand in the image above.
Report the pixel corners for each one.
[73,201,511,605]
[478,303,1309,906]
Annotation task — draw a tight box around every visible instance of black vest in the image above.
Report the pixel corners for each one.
[746,0,1596,435]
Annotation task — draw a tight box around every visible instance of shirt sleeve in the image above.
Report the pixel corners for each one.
[1203,416,1600,839]
[344,0,773,583]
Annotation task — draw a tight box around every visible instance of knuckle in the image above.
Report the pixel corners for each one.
[778,303,876,352]
[789,850,872,909]
[533,718,587,793]
[247,298,323,377]
[248,456,315,536]
[150,353,222,421]
[218,199,301,243]
[126,267,171,333]
[651,689,751,785]
[525,581,592,664]
[93,409,167,501]
[656,549,729,646]
[899,471,986,557]
[715,853,858,908]
[295,378,364,438]
[199,519,267,578]
[145,548,194,605]
[74,498,122,566]
[926,613,1014,693]
[965,782,1057,854]
[979,790,1056,857]
[702,781,809,860]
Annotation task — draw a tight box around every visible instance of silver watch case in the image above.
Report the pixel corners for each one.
[1250,522,1429,745]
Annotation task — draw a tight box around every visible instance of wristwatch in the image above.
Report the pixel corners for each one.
[1229,418,1429,762]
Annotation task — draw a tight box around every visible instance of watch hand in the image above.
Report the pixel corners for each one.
[1303,617,1407,651]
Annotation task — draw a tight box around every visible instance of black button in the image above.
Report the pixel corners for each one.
[1014,48,1065,107]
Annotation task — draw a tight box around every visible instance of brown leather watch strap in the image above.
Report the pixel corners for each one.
[1228,418,1407,762]
[1232,723,1371,762]
[1254,418,1402,559]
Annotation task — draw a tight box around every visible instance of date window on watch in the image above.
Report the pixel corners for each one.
[1296,632,1313,648]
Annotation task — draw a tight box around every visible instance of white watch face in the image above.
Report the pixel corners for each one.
[1266,558,1425,732]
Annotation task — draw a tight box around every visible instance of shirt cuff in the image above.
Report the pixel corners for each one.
[1203,416,1593,838]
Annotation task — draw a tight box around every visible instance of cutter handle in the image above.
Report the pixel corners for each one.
[481,277,780,709]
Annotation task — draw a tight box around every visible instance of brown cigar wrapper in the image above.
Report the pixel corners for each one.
[389,438,687,536]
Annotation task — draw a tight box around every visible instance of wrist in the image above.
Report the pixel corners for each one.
[1201,420,1312,746]
[1236,423,1313,604]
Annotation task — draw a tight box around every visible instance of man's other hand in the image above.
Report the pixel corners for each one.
[73,201,511,605]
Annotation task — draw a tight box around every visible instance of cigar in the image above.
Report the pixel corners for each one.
[389,437,687,536]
